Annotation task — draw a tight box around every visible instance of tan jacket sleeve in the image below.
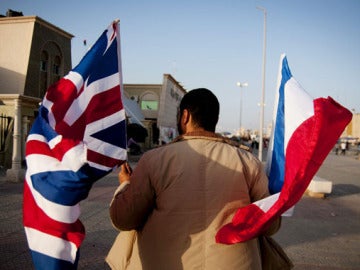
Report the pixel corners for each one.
[109,155,156,231]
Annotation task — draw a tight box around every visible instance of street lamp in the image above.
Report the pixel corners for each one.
[236,82,248,137]
[257,6,267,162]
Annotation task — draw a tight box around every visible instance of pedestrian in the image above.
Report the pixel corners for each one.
[340,141,346,155]
[107,88,281,270]
[335,141,340,155]
[127,137,141,155]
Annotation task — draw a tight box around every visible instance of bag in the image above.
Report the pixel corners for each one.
[259,235,294,270]
[106,230,140,270]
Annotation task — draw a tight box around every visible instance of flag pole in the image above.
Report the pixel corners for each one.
[257,6,267,162]
[265,54,284,174]
[113,19,128,162]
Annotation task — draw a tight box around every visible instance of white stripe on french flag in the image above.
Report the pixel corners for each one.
[216,54,352,244]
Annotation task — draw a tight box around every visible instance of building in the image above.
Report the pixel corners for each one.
[341,112,360,143]
[123,74,186,149]
[0,11,73,181]
[0,11,186,181]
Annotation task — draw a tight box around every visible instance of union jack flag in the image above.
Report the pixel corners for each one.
[23,21,127,269]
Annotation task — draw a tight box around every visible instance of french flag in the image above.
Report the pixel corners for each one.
[216,54,352,244]
[23,21,127,269]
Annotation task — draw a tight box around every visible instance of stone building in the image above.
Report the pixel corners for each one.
[0,11,186,181]
[123,74,186,149]
[0,11,73,181]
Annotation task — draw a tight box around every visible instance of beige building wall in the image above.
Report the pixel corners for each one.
[344,113,360,139]
[0,16,73,98]
[123,84,162,148]
[0,17,34,94]
[158,74,186,129]
[0,14,73,179]
[353,113,360,139]
[123,74,186,147]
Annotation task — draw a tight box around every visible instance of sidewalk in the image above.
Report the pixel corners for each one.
[275,153,360,269]
[0,152,359,269]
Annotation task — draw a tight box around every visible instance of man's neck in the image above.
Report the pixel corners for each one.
[183,130,217,137]
[184,126,206,133]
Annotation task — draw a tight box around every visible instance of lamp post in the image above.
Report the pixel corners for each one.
[236,82,248,137]
[257,6,267,162]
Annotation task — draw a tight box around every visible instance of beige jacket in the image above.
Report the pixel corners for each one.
[108,132,280,270]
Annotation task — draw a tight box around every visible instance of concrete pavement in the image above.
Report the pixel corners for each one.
[274,153,360,269]
[0,152,359,269]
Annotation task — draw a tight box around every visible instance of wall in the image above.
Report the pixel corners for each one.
[0,17,34,94]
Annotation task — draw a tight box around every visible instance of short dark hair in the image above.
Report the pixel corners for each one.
[179,88,219,132]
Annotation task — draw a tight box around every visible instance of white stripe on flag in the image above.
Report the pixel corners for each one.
[253,193,294,217]
[25,172,80,223]
[84,109,126,159]
[41,97,56,128]
[87,161,114,171]
[105,23,117,52]
[64,73,120,126]
[48,135,63,149]
[26,146,86,174]
[25,227,78,263]
[84,108,125,137]
[284,77,314,151]
[27,134,47,143]
[64,71,84,93]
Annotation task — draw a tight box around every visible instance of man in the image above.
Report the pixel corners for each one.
[108,88,280,270]
[340,141,347,155]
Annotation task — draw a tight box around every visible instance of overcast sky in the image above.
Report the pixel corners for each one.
[1,0,359,133]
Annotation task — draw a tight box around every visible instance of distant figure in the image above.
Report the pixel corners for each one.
[340,141,346,155]
[127,137,141,155]
[335,142,340,155]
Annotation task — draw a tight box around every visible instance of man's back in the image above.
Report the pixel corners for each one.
[110,133,270,269]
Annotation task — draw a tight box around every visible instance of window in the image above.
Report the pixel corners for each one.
[141,100,158,110]
[51,55,61,84]
[39,42,62,97]
[141,92,159,110]
[40,51,48,71]
[53,55,61,75]
[39,50,49,97]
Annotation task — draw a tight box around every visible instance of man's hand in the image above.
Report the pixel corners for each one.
[118,162,132,184]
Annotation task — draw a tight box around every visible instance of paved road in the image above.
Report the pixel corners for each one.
[274,153,360,270]
[0,153,359,269]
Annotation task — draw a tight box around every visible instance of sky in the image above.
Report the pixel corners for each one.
[1,0,359,134]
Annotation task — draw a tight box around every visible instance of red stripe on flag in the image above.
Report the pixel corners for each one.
[23,181,85,247]
[87,148,123,168]
[84,85,123,123]
[26,139,80,161]
[26,140,53,157]
[46,78,79,122]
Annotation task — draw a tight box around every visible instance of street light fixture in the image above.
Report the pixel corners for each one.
[236,82,248,137]
[257,6,267,162]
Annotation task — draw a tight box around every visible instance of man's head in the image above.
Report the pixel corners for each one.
[177,88,219,134]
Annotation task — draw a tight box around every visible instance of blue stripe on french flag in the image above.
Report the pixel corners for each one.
[266,55,315,194]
